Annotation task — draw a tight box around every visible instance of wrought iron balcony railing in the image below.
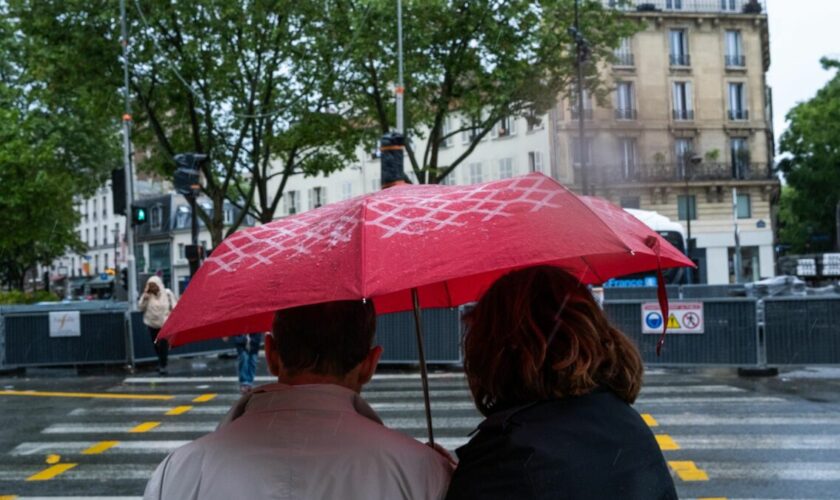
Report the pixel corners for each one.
[672,109,695,121]
[614,52,635,67]
[614,108,638,120]
[593,162,772,184]
[605,0,765,14]
[669,54,691,66]
[728,109,750,121]
[570,108,594,120]
[725,54,746,67]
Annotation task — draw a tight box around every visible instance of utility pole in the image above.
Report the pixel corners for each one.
[571,0,590,195]
[732,187,743,283]
[120,0,139,310]
[380,0,408,189]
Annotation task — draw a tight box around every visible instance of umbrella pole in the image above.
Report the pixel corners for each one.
[411,287,435,447]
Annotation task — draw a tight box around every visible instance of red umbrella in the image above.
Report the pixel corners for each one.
[159,173,692,442]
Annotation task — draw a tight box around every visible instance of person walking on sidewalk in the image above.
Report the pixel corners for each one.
[225,333,263,393]
[138,275,177,375]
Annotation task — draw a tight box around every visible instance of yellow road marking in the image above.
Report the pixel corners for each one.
[193,393,217,403]
[641,413,658,427]
[0,390,173,401]
[0,495,18,500]
[655,434,680,451]
[82,441,120,455]
[166,405,194,415]
[698,498,727,500]
[26,463,77,481]
[46,454,61,464]
[668,460,710,481]
[129,421,161,433]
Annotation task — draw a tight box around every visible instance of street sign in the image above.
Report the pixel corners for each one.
[642,302,704,334]
[49,311,81,338]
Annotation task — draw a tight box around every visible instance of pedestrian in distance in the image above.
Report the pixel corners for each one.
[446,265,677,500]
[224,333,263,394]
[144,299,453,500]
[138,275,177,375]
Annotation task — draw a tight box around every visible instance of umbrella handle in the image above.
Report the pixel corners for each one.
[411,288,435,447]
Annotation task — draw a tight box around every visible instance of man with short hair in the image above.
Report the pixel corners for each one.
[144,300,452,500]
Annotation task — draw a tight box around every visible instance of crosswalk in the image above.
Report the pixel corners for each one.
[1,368,840,499]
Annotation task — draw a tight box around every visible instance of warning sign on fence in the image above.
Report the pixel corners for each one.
[641,302,704,334]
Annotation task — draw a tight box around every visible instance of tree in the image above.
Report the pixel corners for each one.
[778,58,840,253]
[13,1,361,241]
[0,7,115,290]
[319,0,639,184]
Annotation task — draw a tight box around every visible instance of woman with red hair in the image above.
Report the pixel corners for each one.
[446,266,676,500]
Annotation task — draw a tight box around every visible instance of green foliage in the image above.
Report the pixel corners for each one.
[318,0,640,183]
[0,290,61,305]
[0,8,115,290]
[778,58,840,252]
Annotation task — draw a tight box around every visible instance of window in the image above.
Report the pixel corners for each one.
[103,225,108,246]
[93,198,98,221]
[341,182,353,200]
[94,255,99,274]
[175,205,191,229]
[115,223,120,241]
[370,178,380,192]
[725,30,744,67]
[102,195,107,218]
[468,163,483,184]
[493,116,516,138]
[223,206,234,225]
[614,37,634,66]
[440,170,456,185]
[178,243,186,260]
[675,138,694,178]
[83,201,88,221]
[570,89,592,120]
[285,191,300,215]
[728,82,748,120]
[665,0,683,10]
[720,0,737,12]
[737,193,751,219]
[571,138,593,166]
[619,138,637,179]
[528,151,544,173]
[669,29,690,66]
[85,229,89,246]
[731,137,750,178]
[620,196,640,209]
[615,82,636,120]
[150,206,163,230]
[678,195,697,221]
[104,252,109,270]
[94,227,98,247]
[439,117,452,148]
[309,187,327,210]
[498,158,514,179]
[672,82,694,120]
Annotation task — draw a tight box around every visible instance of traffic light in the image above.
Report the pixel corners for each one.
[120,268,128,291]
[173,153,206,196]
[111,168,126,215]
[131,205,147,225]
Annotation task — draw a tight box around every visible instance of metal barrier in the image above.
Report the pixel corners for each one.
[375,308,462,364]
[604,298,758,365]
[764,296,840,365]
[681,284,746,298]
[604,286,679,301]
[0,302,128,368]
[129,311,232,364]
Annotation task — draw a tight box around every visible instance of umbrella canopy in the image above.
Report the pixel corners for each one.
[159,173,692,347]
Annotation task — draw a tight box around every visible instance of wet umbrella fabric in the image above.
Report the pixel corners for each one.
[159,173,691,347]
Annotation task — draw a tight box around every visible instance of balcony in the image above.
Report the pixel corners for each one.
[672,109,695,121]
[594,162,772,184]
[604,0,765,14]
[669,54,691,67]
[614,108,638,120]
[725,54,746,68]
[614,52,635,67]
[570,108,594,120]
[728,109,750,121]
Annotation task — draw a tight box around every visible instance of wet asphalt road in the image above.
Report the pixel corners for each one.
[1,356,840,499]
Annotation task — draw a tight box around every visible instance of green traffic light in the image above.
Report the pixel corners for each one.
[137,209,146,221]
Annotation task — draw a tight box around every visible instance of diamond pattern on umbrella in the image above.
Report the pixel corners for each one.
[204,175,563,275]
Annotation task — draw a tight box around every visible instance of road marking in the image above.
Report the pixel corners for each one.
[46,454,61,464]
[192,393,217,403]
[123,373,468,384]
[26,463,77,481]
[13,441,189,456]
[0,390,173,401]
[702,462,840,481]
[165,405,194,415]
[635,396,785,404]
[642,414,658,427]
[0,496,16,500]
[82,441,120,455]
[0,464,155,482]
[656,434,680,450]
[44,423,217,434]
[644,414,840,426]
[668,460,709,481]
[129,422,160,433]
[70,406,230,416]
[640,385,745,394]
[670,434,840,450]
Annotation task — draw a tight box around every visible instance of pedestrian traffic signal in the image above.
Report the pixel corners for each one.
[131,205,147,225]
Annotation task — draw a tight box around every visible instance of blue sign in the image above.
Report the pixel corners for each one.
[99,273,108,280]
[645,312,663,330]
[604,276,658,288]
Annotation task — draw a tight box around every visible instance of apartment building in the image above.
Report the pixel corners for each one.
[556,0,778,283]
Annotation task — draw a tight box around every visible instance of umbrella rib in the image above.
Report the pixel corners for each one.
[580,256,605,284]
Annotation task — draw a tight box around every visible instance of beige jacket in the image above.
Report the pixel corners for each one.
[143,383,452,500]
[138,276,177,329]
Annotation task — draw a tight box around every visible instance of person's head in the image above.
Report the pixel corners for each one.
[265,300,381,393]
[145,276,163,295]
[463,266,643,416]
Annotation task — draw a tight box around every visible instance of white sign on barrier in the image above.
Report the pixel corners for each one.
[49,311,81,338]
[641,302,704,334]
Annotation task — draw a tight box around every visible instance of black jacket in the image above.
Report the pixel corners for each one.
[445,389,677,500]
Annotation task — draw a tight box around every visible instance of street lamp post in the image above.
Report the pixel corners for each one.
[119,0,139,311]
[571,0,591,195]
